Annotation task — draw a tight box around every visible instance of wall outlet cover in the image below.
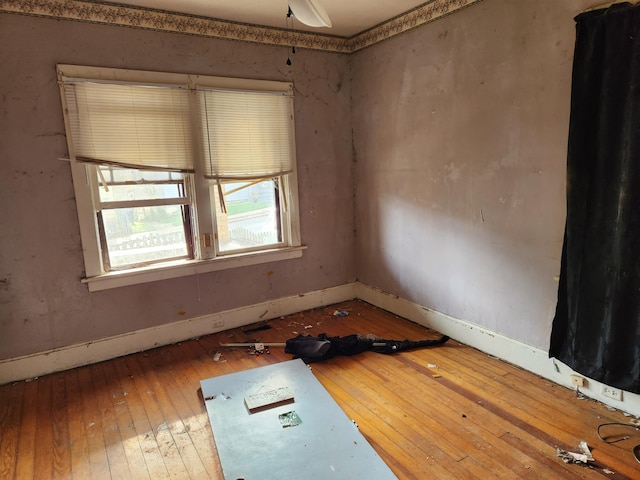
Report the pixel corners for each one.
[212,318,224,328]
[570,374,585,387]
[601,385,623,401]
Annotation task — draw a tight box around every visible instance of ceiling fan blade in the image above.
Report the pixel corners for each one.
[289,0,332,28]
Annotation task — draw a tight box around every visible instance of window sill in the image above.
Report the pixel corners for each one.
[82,246,306,292]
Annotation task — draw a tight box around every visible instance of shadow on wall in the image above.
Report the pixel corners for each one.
[358,156,563,349]
[349,0,577,351]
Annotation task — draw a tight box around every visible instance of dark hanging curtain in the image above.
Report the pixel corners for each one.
[550,3,640,394]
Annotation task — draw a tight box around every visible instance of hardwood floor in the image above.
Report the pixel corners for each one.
[1,300,638,479]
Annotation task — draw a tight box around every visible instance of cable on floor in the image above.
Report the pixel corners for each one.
[596,422,640,463]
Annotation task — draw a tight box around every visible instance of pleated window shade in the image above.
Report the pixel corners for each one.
[62,80,295,179]
[199,89,294,180]
[63,81,194,172]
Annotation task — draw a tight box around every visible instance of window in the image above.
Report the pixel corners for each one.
[94,166,193,270]
[57,65,303,291]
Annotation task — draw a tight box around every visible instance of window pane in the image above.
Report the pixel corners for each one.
[101,205,189,269]
[98,166,185,202]
[107,168,183,184]
[213,179,282,253]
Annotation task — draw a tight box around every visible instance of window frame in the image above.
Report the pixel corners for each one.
[93,166,195,271]
[211,176,286,256]
[58,65,304,292]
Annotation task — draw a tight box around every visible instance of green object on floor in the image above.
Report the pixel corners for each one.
[279,411,302,428]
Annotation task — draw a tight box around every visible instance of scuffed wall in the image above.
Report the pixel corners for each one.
[1,0,602,363]
[352,0,594,349]
[0,14,354,359]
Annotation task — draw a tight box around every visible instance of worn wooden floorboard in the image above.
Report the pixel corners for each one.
[1,300,638,479]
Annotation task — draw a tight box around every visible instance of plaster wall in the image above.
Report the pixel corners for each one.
[351,0,595,350]
[0,14,354,360]
[0,0,605,366]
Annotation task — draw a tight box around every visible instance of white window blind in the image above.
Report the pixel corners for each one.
[199,89,295,180]
[62,81,194,172]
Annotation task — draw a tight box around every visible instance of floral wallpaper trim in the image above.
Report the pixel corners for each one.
[1,0,483,53]
[347,0,483,52]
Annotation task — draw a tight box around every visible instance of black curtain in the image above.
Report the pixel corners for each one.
[550,3,640,394]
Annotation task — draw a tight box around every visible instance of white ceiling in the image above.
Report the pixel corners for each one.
[112,0,429,37]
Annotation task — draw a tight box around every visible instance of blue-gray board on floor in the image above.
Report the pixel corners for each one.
[200,358,398,479]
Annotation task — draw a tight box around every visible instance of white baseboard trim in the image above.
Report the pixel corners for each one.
[0,283,357,385]
[355,282,640,418]
[3,280,638,417]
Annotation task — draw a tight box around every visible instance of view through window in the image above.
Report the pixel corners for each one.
[96,166,192,269]
[57,64,301,284]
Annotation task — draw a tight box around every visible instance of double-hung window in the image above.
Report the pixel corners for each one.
[57,65,302,291]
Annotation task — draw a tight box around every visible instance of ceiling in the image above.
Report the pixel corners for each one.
[110,0,430,37]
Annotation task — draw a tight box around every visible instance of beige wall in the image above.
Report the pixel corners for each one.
[0,0,600,362]
[0,14,354,359]
[351,0,594,350]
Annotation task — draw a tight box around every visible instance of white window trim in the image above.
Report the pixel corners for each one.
[59,65,304,290]
[81,246,306,292]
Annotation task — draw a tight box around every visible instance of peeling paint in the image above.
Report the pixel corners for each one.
[445,163,462,182]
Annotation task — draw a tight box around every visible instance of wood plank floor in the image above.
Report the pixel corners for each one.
[1,300,639,479]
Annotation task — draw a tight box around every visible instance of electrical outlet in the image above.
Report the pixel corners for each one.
[601,385,622,401]
[212,318,224,328]
[570,375,585,387]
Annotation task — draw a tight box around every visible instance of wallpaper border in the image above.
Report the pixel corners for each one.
[1,0,483,53]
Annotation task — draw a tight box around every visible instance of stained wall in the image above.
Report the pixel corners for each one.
[1,0,600,364]
[0,13,354,359]
[352,0,594,349]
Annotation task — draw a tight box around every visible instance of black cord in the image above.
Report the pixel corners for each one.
[596,422,640,463]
